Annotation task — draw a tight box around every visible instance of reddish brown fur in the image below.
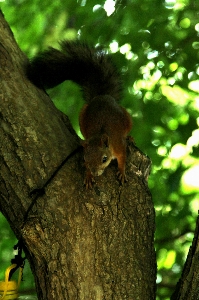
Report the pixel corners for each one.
[79,95,132,188]
[27,41,132,188]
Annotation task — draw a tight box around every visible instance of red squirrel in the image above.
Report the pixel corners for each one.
[27,41,132,188]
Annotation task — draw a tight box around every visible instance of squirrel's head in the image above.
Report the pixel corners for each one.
[82,134,114,176]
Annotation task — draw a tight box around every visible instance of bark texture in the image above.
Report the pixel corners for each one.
[0,11,156,299]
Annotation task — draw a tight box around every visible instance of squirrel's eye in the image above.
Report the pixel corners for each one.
[102,156,108,163]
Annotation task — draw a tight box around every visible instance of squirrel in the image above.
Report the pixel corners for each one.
[27,41,132,189]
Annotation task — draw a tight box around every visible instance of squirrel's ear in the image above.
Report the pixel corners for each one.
[101,134,109,147]
[81,140,88,148]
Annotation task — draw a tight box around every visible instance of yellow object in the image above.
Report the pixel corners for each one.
[0,264,22,299]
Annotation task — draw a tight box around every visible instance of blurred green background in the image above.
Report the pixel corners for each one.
[0,0,198,299]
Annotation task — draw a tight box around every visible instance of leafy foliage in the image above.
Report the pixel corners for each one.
[0,0,199,298]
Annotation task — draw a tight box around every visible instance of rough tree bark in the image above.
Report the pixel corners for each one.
[0,11,157,299]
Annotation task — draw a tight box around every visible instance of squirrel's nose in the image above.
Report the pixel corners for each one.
[91,169,104,176]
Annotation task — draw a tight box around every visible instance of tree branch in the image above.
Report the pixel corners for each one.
[0,11,156,300]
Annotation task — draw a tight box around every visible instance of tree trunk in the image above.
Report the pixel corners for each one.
[0,11,156,299]
[171,214,199,300]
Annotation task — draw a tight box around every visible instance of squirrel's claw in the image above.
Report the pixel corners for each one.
[117,170,127,185]
[84,172,95,189]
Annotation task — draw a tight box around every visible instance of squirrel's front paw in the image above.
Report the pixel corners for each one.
[84,171,95,189]
[117,170,127,185]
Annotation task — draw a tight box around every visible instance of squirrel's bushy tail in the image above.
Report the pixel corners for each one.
[27,41,122,102]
